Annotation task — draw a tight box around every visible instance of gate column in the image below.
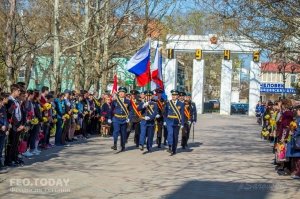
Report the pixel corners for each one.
[220,60,233,115]
[192,59,205,114]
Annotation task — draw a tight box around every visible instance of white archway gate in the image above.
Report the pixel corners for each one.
[163,34,261,116]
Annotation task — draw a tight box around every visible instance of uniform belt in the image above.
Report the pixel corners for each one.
[168,115,178,119]
[114,114,127,118]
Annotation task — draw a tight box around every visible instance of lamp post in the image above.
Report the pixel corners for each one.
[277,61,296,99]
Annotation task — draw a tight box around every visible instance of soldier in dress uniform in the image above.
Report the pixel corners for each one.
[185,93,197,144]
[164,89,184,155]
[138,91,158,152]
[126,89,141,147]
[154,88,166,148]
[110,87,132,151]
[181,92,193,149]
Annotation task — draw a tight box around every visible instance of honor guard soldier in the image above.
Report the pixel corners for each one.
[154,88,166,148]
[138,91,158,152]
[164,89,184,155]
[110,87,132,152]
[127,89,141,147]
[181,92,193,149]
[186,93,197,140]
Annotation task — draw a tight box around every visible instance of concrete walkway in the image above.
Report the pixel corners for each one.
[0,114,299,199]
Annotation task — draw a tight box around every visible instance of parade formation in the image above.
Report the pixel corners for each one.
[0,82,197,174]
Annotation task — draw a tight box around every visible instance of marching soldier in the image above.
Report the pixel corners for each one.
[181,92,193,149]
[110,87,132,152]
[127,90,141,147]
[138,91,158,152]
[164,89,184,155]
[185,93,197,142]
[155,88,166,148]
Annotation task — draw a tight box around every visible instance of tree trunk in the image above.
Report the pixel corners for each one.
[100,0,110,93]
[53,0,61,92]
[4,0,16,90]
[74,0,82,91]
[101,71,108,93]
[143,0,149,40]
[25,54,35,87]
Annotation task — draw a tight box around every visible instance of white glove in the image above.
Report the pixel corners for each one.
[156,114,160,118]
[108,119,112,124]
[188,121,191,125]
[180,125,184,129]
[193,121,196,125]
[143,102,149,108]
[163,122,167,126]
[145,116,150,121]
[126,119,130,123]
[1,126,6,132]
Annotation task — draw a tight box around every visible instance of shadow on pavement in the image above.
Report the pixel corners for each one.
[164,180,272,199]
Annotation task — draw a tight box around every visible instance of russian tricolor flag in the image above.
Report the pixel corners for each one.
[126,39,151,87]
[151,43,167,100]
[151,44,164,90]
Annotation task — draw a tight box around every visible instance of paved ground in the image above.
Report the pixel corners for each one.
[0,114,300,199]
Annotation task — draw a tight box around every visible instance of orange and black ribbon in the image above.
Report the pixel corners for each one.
[157,100,163,111]
[184,107,191,120]
[130,98,142,118]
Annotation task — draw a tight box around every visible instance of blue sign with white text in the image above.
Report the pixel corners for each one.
[260,83,296,94]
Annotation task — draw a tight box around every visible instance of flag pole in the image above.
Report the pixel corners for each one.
[147,38,151,91]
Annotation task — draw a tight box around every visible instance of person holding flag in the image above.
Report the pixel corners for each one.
[109,87,132,152]
[138,90,158,152]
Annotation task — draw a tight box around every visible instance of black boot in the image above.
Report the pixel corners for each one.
[111,142,117,150]
[121,146,125,152]
[167,145,172,153]
[0,163,8,174]
[157,137,162,148]
[139,145,144,151]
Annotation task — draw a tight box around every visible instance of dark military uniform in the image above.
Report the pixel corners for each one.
[154,88,166,148]
[126,90,141,147]
[138,91,158,152]
[110,87,132,151]
[181,99,192,148]
[164,90,184,155]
